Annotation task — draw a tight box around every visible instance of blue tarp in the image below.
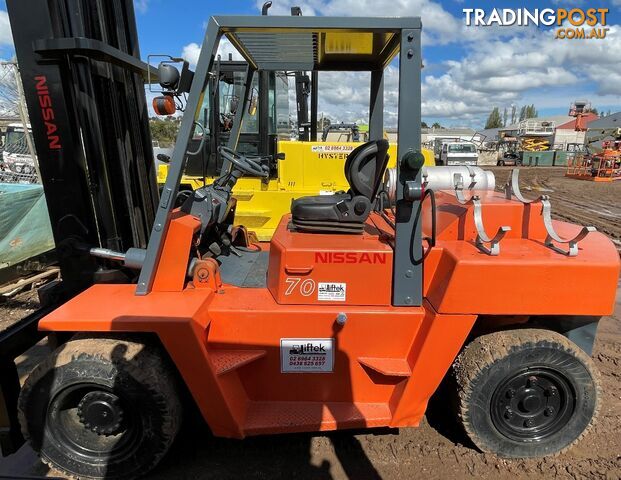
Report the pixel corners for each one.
[0,183,55,270]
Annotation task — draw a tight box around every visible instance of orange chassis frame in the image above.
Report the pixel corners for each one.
[39,191,619,439]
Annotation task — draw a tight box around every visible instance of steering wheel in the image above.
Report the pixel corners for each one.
[218,146,268,178]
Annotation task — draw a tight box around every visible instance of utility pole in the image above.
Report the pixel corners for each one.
[2,60,40,183]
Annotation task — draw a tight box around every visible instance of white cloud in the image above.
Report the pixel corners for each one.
[254,0,530,46]
[185,3,621,126]
[134,0,149,14]
[255,0,460,44]
[419,24,621,123]
[311,24,621,125]
[0,11,14,46]
[181,43,201,67]
[181,39,243,68]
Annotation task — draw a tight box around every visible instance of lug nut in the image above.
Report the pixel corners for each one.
[544,407,555,417]
[524,418,535,428]
[527,376,538,388]
[545,387,558,397]
[505,388,516,399]
[504,408,514,419]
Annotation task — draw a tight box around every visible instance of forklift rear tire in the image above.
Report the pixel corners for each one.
[452,329,600,458]
[18,335,182,480]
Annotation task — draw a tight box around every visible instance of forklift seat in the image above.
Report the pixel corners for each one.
[291,139,390,233]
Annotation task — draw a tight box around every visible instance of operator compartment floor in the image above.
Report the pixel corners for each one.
[218,249,269,288]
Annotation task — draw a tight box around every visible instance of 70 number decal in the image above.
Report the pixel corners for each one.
[284,277,316,296]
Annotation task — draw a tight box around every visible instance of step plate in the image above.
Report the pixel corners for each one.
[244,401,391,435]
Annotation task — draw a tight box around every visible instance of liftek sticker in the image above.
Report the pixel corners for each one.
[281,339,334,373]
[318,282,346,301]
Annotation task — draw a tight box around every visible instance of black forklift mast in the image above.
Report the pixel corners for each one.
[7,0,158,294]
[1,0,159,455]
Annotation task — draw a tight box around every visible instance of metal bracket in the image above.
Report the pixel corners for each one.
[33,37,160,83]
[504,168,545,203]
[454,174,510,256]
[541,197,596,256]
[504,169,595,256]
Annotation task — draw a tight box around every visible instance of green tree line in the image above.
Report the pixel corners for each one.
[149,117,181,147]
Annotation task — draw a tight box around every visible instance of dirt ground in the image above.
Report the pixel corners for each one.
[0,167,620,479]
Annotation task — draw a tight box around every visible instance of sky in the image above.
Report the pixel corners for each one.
[0,0,619,128]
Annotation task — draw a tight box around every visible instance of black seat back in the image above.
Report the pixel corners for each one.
[344,139,390,200]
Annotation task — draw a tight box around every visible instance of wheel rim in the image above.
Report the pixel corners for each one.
[46,383,142,463]
[491,367,576,442]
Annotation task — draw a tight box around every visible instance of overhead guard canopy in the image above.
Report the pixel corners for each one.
[137,14,424,305]
[212,16,421,71]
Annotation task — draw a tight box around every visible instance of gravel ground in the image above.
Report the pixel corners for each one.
[1,167,619,479]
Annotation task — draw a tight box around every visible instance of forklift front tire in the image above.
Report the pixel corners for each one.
[18,335,182,480]
[452,328,600,458]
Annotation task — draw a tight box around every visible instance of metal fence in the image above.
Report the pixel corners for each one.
[0,168,38,184]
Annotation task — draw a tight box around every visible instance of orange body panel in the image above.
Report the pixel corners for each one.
[39,283,474,437]
[419,191,620,315]
[37,189,620,438]
[268,214,393,306]
[151,211,201,292]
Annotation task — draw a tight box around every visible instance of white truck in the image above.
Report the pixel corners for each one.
[439,141,478,166]
[1,123,36,178]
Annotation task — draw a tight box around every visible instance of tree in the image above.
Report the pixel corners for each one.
[510,104,517,125]
[149,117,181,147]
[502,107,508,127]
[421,121,429,128]
[485,107,503,129]
[431,122,442,129]
[317,116,331,131]
[518,104,538,121]
[588,107,598,116]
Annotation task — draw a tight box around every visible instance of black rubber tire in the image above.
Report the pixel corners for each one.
[451,329,600,458]
[18,335,182,480]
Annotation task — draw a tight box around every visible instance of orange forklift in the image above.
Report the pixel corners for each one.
[4,3,620,480]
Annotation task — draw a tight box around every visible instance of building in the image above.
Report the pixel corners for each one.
[420,127,479,147]
[587,112,621,131]
[494,113,599,150]
[585,112,621,148]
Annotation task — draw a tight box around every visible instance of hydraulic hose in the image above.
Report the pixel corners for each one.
[422,188,436,248]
